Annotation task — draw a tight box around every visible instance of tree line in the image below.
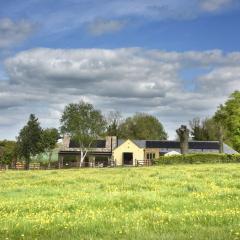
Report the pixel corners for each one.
[0,101,167,169]
[189,91,240,152]
[1,90,240,168]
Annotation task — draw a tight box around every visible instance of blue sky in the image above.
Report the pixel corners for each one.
[1,0,240,139]
[1,0,240,51]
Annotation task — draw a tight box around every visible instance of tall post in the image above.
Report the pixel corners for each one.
[58,154,64,169]
[176,125,190,155]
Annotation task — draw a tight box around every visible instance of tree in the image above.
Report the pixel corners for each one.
[0,146,4,168]
[214,91,240,151]
[106,111,122,136]
[16,114,43,169]
[42,128,59,168]
[176,125,190,154]
[0,140,17,167]
[118,113,167,140]
[189,117,219,141]
[60,101,106,166]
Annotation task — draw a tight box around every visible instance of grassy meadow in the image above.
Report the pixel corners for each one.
[0,164,240,240]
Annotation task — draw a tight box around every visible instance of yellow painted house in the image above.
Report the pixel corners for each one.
[112,139,145,166]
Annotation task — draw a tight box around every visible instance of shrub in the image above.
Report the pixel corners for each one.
[154,153,240,165]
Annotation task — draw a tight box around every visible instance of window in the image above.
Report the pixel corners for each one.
[147,153,156,160]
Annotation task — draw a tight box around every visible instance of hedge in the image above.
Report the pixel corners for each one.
[154,153,240,165]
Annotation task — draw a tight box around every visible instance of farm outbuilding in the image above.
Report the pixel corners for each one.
[112,139,145,166]
[58,136,238,168]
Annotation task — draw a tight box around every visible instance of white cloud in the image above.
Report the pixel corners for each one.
[0,18,35,48]
[87,19,126,36]
[200,0,233,12]
[198,66,240,94]
[1,48,240,139]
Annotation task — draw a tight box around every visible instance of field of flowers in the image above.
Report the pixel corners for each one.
[0,164,240,240]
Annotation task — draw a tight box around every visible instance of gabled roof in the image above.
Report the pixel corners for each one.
[116,139,145,149]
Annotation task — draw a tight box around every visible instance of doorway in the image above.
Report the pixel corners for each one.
[123,152,133,165]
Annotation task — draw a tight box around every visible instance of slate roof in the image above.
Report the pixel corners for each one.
[116,139,146,148]
[69,139,106,148]
[223,143,238,154]
[68,138,238,154]
[146,140,220,150]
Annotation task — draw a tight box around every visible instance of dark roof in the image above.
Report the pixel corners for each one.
[189,141,220,150]
[146,141,179,148]
[146,140,220,150]
[69,140,106,148]
[69,138,220,150]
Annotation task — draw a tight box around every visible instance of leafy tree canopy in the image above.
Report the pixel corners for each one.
[214,91,240,151]
[118,113,167,140]
[42,128,59,167]
[42,128,59,152]
[189,117,219,141]
[16,114,43,169]
[0,140,17,165]
[60,101,106,164]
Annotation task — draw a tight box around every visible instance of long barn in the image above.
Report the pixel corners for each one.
[58,136,237,167]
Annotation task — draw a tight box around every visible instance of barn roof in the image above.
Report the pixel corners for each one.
[67,138,237,154]
[69,139,106,148]
[145,140,220,150]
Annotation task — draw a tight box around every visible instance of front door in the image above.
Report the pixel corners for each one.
[123,152,133,165]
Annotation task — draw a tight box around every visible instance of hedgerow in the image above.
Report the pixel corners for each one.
[154,153,240,165]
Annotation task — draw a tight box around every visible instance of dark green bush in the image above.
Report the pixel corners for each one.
[154,153,240,165]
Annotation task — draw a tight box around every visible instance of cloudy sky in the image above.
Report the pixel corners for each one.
[1,0,240,140]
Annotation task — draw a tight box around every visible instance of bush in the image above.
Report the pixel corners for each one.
[154,153,240,165]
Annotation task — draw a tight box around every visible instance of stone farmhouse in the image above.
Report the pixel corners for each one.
[58,136,237,167]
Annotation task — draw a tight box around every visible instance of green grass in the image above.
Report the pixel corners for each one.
[0,164,240,240]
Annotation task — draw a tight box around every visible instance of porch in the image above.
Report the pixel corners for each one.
[58,151,115,168]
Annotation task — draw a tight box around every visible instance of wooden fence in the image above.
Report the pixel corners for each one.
[16,162,25,170]
[29,163,40,170]
[136,159,153,166]
[0,165,8,171]
[2,159,152,170]
[15,162,41,170]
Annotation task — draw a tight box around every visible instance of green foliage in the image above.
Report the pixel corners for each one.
[42,128,59,167]
[118,113,167,140]
[60,100,106,148]
[16,114,44,168]
[42,128,59,151]
[214,91,240,151]
[0,165,240,239]
[155,153,240,165]
[0,140,17,165]
[189,117,219,141]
